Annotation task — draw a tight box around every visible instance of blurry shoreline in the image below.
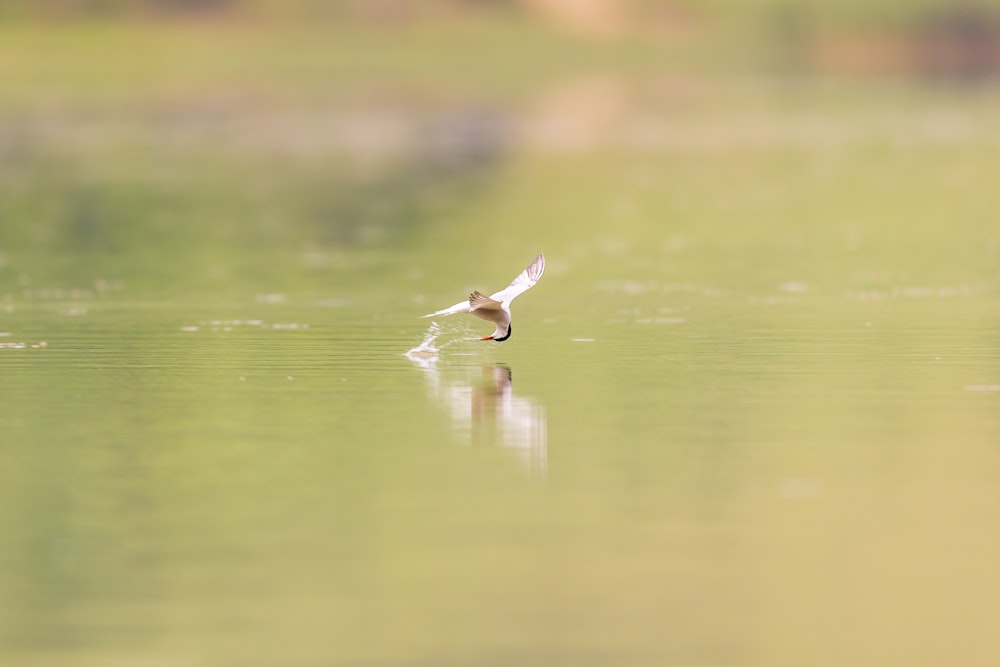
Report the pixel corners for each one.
[1,0,998,300]
[2,0,998,81]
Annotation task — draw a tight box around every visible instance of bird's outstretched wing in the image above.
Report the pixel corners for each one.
[421,298,470,318]
[420,253,545,318]
[489,253,545,305]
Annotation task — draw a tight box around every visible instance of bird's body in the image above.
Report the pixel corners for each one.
[421,253,545,341]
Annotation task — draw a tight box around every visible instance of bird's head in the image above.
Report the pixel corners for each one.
[482,325,512,342]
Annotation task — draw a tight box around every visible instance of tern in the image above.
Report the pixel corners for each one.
[421,253,545,342]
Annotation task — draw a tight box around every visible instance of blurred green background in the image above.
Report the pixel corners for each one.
[2,0,999,299]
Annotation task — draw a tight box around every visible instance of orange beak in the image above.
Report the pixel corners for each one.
[481,335,494,340]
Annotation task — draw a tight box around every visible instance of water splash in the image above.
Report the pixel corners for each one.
[405,319,490,362]
[405,321,442,362]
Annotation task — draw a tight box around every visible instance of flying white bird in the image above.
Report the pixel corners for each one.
[421,253,545,342]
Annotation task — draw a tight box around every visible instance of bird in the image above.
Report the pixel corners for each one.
[421,253,545,342]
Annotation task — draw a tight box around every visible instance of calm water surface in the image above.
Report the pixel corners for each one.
[2,285,998,667]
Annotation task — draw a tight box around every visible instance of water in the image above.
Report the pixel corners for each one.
[2,279,998,666]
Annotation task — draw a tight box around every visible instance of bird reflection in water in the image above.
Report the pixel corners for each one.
[406,331,547,473]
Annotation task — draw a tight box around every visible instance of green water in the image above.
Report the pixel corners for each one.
[3,285,999,666]
[2,22,1000,667]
